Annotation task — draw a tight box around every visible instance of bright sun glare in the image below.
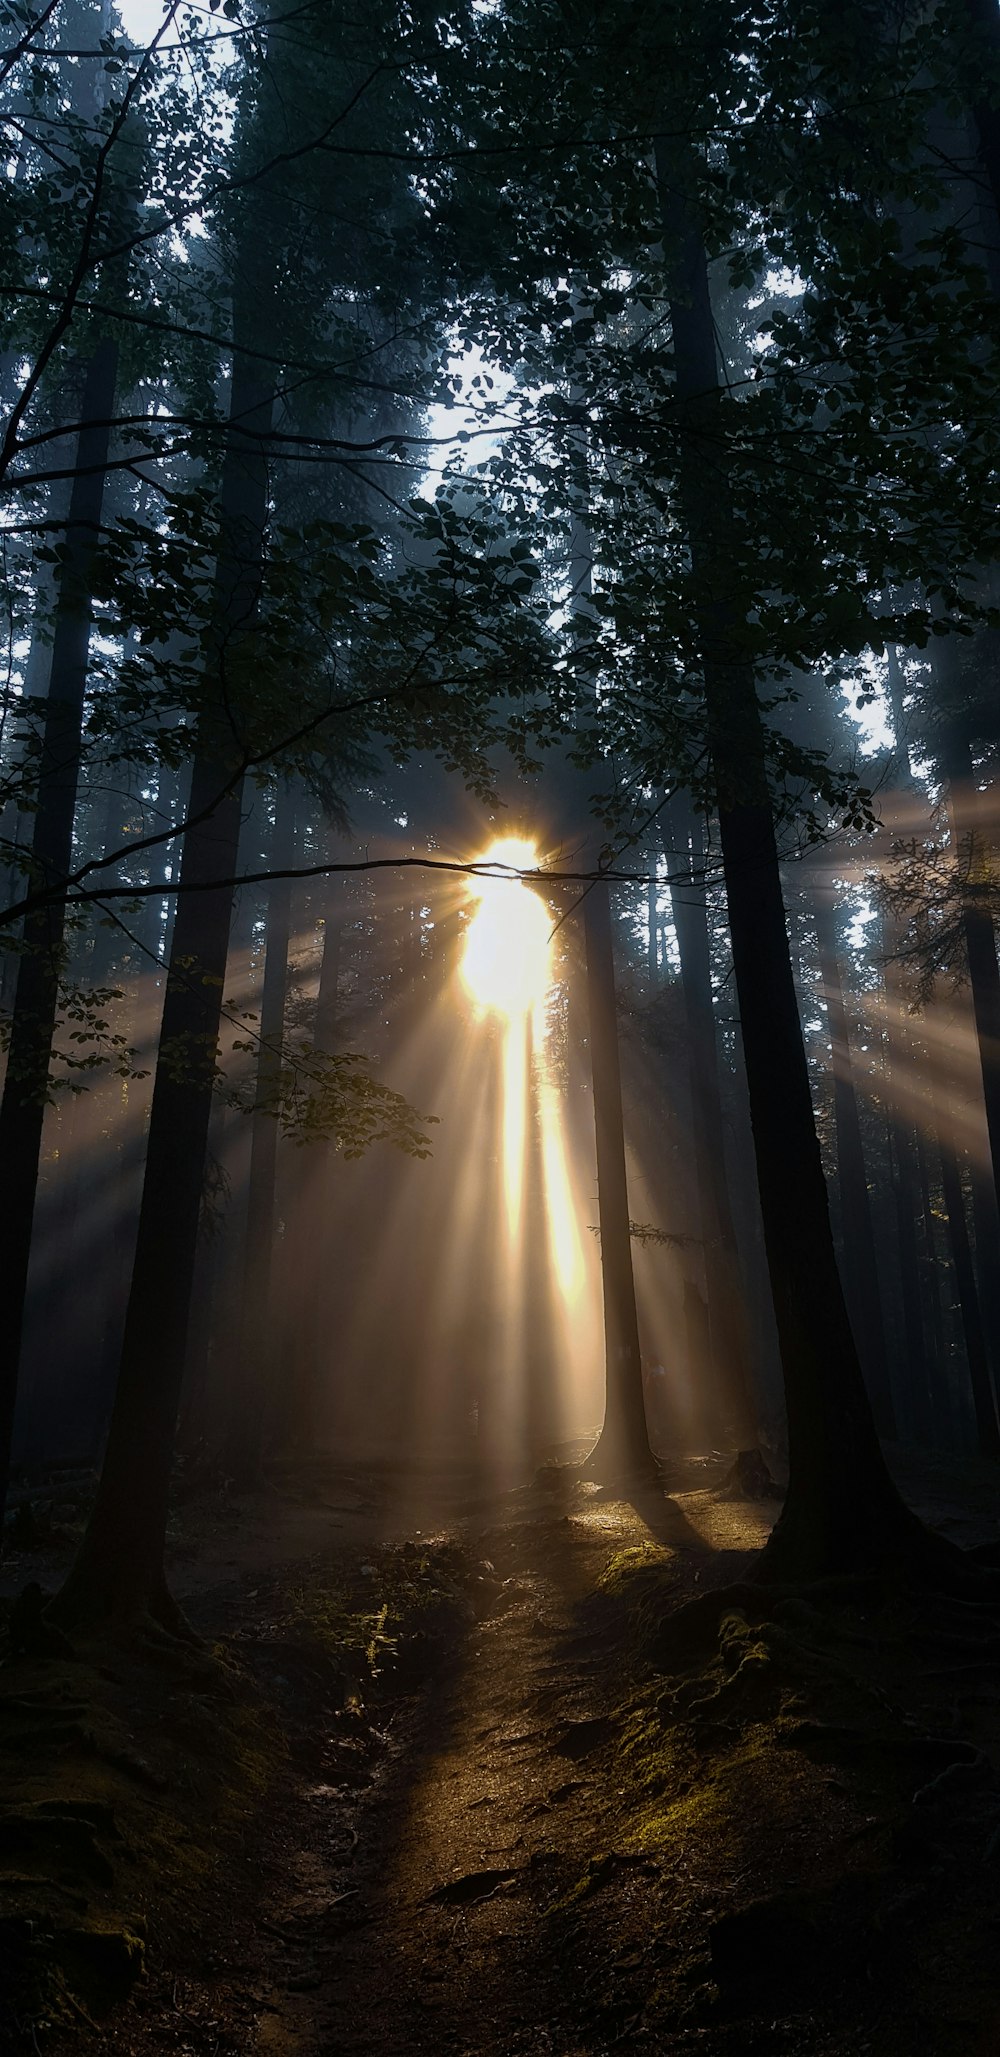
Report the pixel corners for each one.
[460,839,552,1018]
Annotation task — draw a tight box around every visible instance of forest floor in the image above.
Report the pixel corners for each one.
[3,1446,1000,2053]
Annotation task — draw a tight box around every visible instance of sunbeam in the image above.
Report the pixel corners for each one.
[460,837,553,1021]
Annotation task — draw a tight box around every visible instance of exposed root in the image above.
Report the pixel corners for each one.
[45,1567,205,1654]
[650,1544,1000,1672]
[580,1434,660,1489]
[649,1580,777,1662]
[752,1489,1000,1596]
[147,1576,202,1647]
[720,1446,784,1502]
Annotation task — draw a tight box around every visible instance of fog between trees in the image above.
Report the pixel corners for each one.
[3,0,1000,1621]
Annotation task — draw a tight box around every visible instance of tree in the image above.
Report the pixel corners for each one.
[223,787,296,1487]
[53,311,275,1627]
[0,335,119,1529]
[46,0,557,1624]
[581,877,654,1477]
[432,0,1000,1569]
[811,870,896,1438]
[665,793,760,1453]
[652,142,919,1575]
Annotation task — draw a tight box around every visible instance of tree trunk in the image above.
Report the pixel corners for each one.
[884,645,913,785]
[929,642,1000,1224]
[970,1162,1000,1400]
[286,860,344,1451]
[314,861,343,1052]
[656,139,924,1578]
[0,338,118,1531]
[666,794,758,1447]
[938,1129,1000,1457]
[646,871,659,983]
[564,475,652,1479]
[224,792,295,1487]
[52,345,274,1629]
[812,879,896,1436]
[582,880,655,1478]
[887,1112,934,1443]
[966,0,1000,248]
[523,1019,559,1461]
[914,1123,949,1416]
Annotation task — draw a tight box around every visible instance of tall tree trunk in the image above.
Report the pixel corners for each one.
[884,645,913,785]
[582,880,655,1477]
[966,0,1000,248]
[971,1162,1000,1396]
[914,1123,948,1413]
[53,345,274,1629]
[646,870,659,984]
[888,1112,934,1443]
[292,868,343,1448]
[315,860,343,1052]
[1,532,68,1002]
[938,1127,1000,1457]
[934,677,1000,1231]
[881,667,951,1435]
[0,338,118,1530]
[812,879,896,1436]
[224,792,295,1487]
[523,1019,559,1461]
[656,140,923,1577]
[565,481,652,1478]
[666,795,758,1447]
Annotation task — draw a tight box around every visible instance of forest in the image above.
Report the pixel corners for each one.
[3,0,1000,2048]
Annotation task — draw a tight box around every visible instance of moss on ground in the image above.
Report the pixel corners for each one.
[0,1629,283,2039]
[554,1542,1000,2050]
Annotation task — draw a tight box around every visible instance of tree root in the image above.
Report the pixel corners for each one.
[579,1435,661,1489]
[45,1566,204,1656]
[651,1539,1000,1671]
[720,1447,784,1502]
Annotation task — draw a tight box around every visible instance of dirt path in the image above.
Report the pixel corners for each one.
[241,1478,775,2057]
[9,1448,1000,2053]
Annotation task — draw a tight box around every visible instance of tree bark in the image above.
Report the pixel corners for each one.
[887,1110,935,1443]
[934,660,1000,1233]
[314,861,343,1053]
[666,794,758,1447]
[523,1018,559,1461]
[884,645,913,785]
[564,473,652,1478]
[646,871,659,984]
[0,338,117,1531]
[656,139,923,1577]
[914,1123,949,1415]
[582,880,655,1477]
[224,791,295,1488]
[966,0,1000,249]
[970,1161,1000,1400]
[812,879,896,1437]
[938,1128,1000,1457]
[52,344,274,1628]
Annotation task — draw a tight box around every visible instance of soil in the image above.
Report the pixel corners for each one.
[3,1446,1000,2054]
